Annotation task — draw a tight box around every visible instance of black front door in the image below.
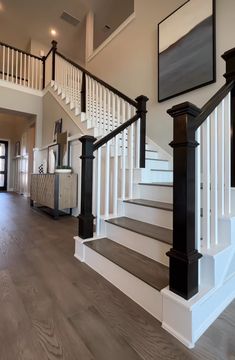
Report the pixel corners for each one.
[0,141,8,191]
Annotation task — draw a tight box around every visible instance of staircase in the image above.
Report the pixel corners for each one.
[1,39,235,349]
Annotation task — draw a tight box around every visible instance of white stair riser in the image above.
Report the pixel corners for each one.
[82,244,163,321]
[136,184,173,203]
[124,202,173,229]
[145,151,160,160]
[145,159,170,170]
[106,222,170,266]
[141,170,173,183]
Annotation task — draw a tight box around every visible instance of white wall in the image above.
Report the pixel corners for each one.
[42,92,81,147]
[0,83,43,147]
[86,0,235,155]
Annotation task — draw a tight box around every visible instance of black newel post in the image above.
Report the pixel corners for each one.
[51,40,58,82]
[135,95,149,168]
[167,102,202,300]
[81,72,86,113]
[222,48,235,187]
[42,56,46,89]
[78,135,96,239]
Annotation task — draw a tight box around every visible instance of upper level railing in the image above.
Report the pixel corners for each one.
[167,48,235,300]
[0,41,43,90]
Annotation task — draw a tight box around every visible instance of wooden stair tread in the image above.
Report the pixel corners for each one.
[151,169,173,172]
[124,199,173,211]
[139,182,173,187]
[145,158,168,162]
[85,238,169,291]
[106,217,172,245]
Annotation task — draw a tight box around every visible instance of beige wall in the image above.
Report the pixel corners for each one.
[0,84,43,147]
[86,0,235,155]
[42,92,80,147]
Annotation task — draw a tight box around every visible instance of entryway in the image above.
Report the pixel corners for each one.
[0,140,8,191]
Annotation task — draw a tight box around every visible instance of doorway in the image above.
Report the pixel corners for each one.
[0,140,8,191]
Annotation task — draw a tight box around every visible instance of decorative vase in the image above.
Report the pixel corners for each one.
[48,149,55,174]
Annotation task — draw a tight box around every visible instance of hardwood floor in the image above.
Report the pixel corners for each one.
[0,192,234,360]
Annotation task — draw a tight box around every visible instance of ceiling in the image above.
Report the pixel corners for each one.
[0,0,134,63]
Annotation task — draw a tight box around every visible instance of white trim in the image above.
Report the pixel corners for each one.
[0,79,43,97]
[87,13,136,62]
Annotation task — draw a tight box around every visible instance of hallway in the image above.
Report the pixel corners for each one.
[0,192,234,360]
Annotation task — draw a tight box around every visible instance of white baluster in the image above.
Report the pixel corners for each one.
[32,57,35,89]
[224,92,231,216]
[105,141,110,217]
[96,147,101,235]
[28,56,31,87]
[195,127,201,255]
[210,108,218,246]
[23,54,26,86]
[35,59,38,90]
[128,105,134,198]
[7,47,10,81]
[202,117,211,249]
[112,94,116,132]
[103,88,107,134]
[2,46,5,81]
[15,51,18,84]
[107,90,111,132]
[135,118,140,169]
[113,134,119,215]
[218,100,225,216]
[11,48,14,82]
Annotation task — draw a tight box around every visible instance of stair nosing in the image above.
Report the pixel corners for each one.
[105,216,172,245]
[123,199,173,211]
[139,182,173,187]
[84,238,169,291]
[145,158,168,162]
[150,169,173,172]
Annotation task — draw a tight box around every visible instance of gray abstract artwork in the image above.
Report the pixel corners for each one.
[158,0,215,102]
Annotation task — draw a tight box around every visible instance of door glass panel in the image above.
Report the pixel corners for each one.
[0,159,5,172]
[0,174,4,187]
[0,144,6,156]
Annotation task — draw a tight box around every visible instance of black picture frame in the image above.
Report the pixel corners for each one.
[53,118,62,142]
[48,144,60,168]
[157,0,216,102]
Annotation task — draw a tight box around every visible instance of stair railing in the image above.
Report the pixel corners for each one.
[78,95,148,239]
[167,48,235,300]
[0,41,43,90]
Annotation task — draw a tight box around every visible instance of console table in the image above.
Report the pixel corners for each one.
[30,173,78,219]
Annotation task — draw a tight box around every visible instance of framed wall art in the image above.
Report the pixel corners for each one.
[158,0,216,102]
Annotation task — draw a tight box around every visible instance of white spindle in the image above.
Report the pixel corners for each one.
[32,57,35,89]
[28,56,30,87]
[107,91,111,132]
[103,89,107,134]
[128,105,134,198]
[135,118,141,169]
[218,100,225,216]
[96,148,101,235]
[15,51,18,84]
[105,141,110,217]
[224,92,231,216]
[202,117,211,249]
[11,48,14,82]
[113,135,119,215]
[2,46,5,80]
[195,127,201,253]
[210,108,218,246]
[23,54,26,86]
[7,47,10,81]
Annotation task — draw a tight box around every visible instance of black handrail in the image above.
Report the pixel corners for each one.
[56,51,138,108]
[0,41,42,61]
[193,80,235,130]
[94,114,139,151]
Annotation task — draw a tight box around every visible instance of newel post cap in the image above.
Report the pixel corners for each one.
[51,40,58,49]
[222,47,235,81]
[167,102,201,118]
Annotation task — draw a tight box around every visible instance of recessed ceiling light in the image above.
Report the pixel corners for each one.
[50,29,57,36]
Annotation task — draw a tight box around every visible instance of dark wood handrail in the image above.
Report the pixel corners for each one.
[193,80,235,130]
[0,41,42,61]
[94,114,139,151]
[56,51,138,108]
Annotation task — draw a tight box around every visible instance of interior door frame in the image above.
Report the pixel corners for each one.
[0,139,10,191]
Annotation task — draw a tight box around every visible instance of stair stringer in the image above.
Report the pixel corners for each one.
[43,83,96,137]
[161,215,235,349]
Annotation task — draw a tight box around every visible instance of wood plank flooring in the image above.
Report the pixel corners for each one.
[0,192,234,359]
